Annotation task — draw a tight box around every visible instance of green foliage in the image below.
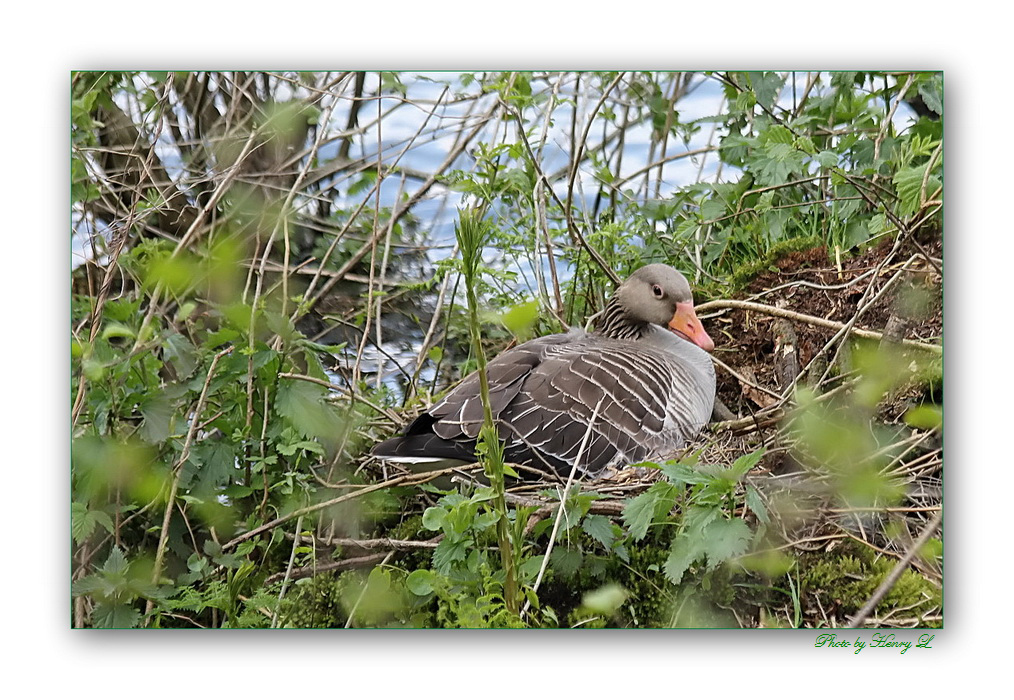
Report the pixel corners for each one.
[71,71,942,628]
[622,449,769,587]
[71,547,161,628]
[790,341,941,509]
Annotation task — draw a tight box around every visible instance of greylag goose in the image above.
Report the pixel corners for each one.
[372,264,716,478]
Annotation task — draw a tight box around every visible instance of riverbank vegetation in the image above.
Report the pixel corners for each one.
[71,71,942,628]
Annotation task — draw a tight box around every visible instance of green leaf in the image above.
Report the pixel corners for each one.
[664,535,706,585]
[793,135,816,155]
[519,555,546,581]
[761,124,794,146]
[406,569,435,596]
[549,548,583,576]
[473,510,501,531]
[192,441,237,492]
[904,404,942,430]
[745,485,770,525]
[92,602,142,629]
[658,460,711,486]
[422,506,446,531]
[101,546,129,576]
[581,583,628,615]
[815,150,839,168]
[728,448,766,480]
[265,310,297,344]
[164,333,199,378]
[916,74,942,116]
[432,536,468,574]
[138,395,174,444]
[748,72,786,111]
[275,378,343,438]
[500,300,540,340]
[893,164,939,216]
[700,517,753,568]
[621,481,679,541]
[581,513,616,550]
[71,502,114,544]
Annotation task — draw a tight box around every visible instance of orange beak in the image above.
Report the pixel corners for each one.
[668,302,715,352]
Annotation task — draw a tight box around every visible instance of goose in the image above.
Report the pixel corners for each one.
[372,264,716,478]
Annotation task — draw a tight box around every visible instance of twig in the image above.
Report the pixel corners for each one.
[263,552,390,586]
[696,298,941,354]
[524,397,604,616]
[307,534,442,551]
[144,345,233,620]
[271,515,303,628]
[221,464,481,552]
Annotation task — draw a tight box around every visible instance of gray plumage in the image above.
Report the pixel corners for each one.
[372,264,716,478]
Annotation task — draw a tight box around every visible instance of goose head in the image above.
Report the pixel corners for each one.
[614,264,715,352]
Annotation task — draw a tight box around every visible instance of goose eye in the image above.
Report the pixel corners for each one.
[651,284,664,298]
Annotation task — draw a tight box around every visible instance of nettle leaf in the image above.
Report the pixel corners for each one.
[745,485,770,525]
[664,513,753,584]
[728,448,766,480]
[622,481,679,541]
[659,460,710,486]
[549,547,583,577]
[699,196,727,223]
[700,517,753,567]
[683,504,721,534]
[277,439,325,457]
[275,378,342,438]
[582,513,617,550]
[72,502,114,544]
[101,546,129,576]
[664,535,707,585]
[749,72,786,111]
[192,441,237,493]
[92,602,141,629]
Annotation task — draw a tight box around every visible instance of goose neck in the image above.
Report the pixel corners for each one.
[594,295,648,340]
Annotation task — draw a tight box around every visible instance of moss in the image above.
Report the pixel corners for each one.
[727,235,824,290]
[798,540,941,626]
[279,572,349,628]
